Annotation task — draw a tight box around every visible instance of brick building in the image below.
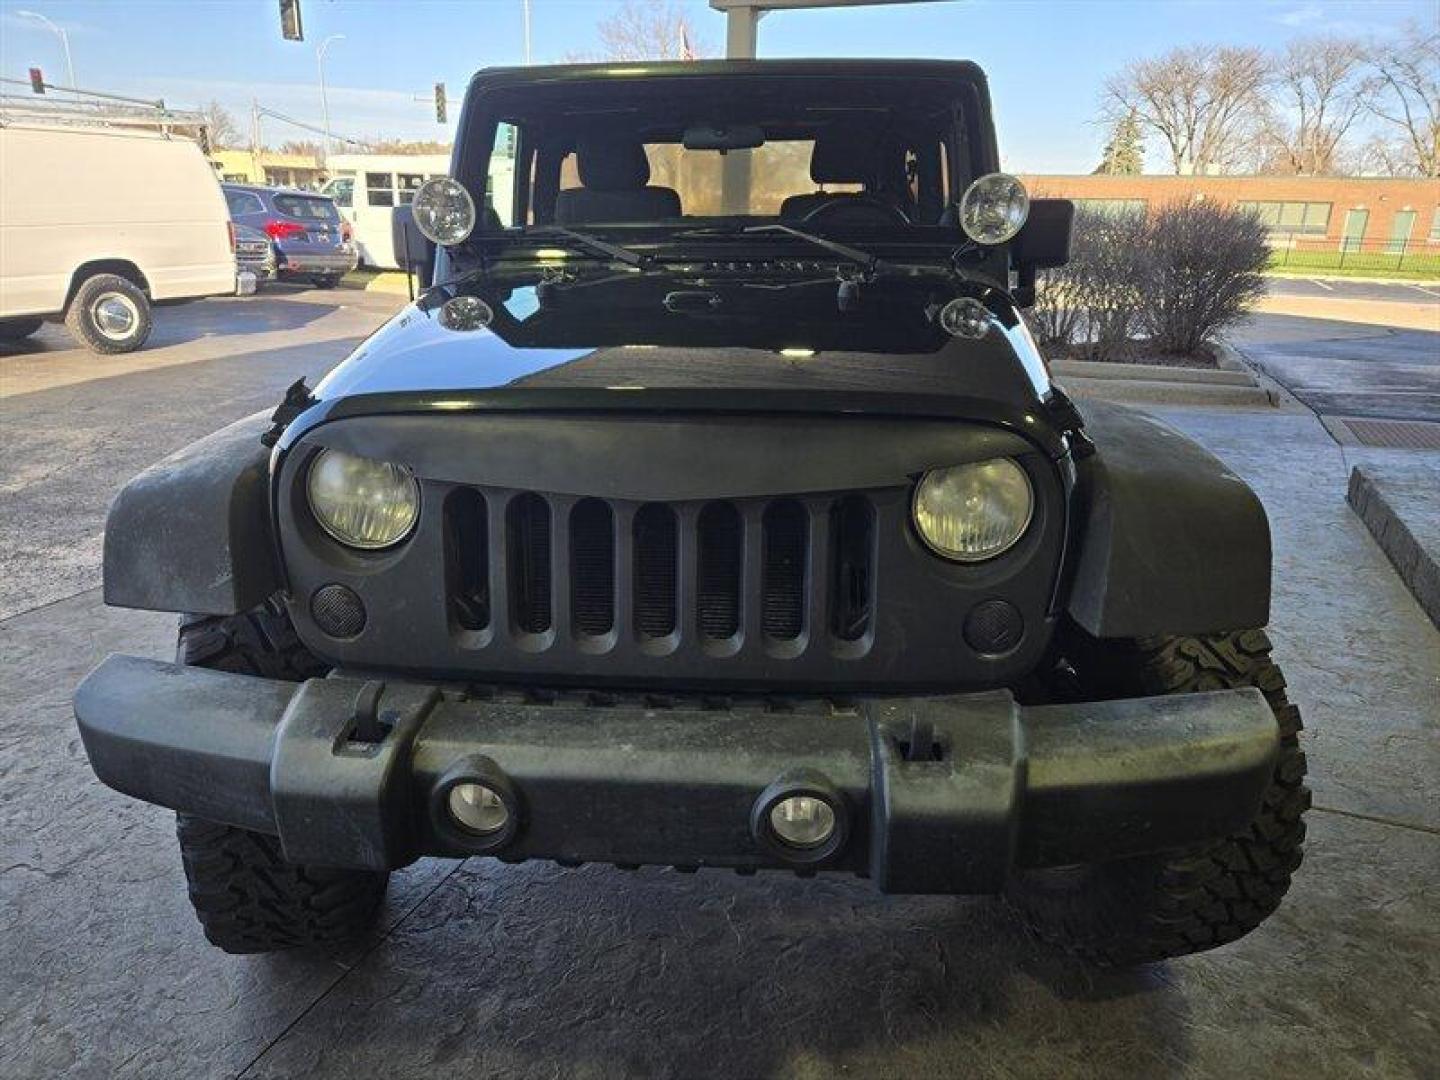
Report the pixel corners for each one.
[1019,174,1440,251]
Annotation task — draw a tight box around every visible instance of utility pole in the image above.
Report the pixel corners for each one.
[16,10,76,88]
[707,0,942,211]
[251,98,263,175]
[523,0,532,64]
[317,33,345,164]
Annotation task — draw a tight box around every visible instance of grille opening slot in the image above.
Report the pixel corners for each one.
[762,500,808,640]
[446,489,490,632]
[829,496,875,642]
[633,503,678,638]
[507,493,552,634]
[570,498,615,637]
[696,501,742,640]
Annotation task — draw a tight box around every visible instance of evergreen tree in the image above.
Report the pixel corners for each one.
[1095,111,1145,175]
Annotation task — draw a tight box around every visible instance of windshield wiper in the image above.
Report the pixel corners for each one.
[515,225,652,269]
[740,223,898,276]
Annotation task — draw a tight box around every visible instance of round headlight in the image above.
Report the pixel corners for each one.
[411,176,476,246]
[307,449,420,550]
[958,173,1029,245]
[913,459,1033,562]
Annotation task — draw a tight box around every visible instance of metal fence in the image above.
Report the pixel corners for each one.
[1267,233,1440,275]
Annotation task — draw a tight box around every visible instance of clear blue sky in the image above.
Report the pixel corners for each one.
[1,0,1431,172]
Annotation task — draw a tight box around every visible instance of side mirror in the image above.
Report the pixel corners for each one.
[1011,198,1073,308]
[1015,198,1074,269]
[391,205,436,290]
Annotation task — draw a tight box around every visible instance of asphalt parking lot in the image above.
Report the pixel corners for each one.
[1264,277,1440,306]
[2,288,1437,1079]
[1231,311,1440,424]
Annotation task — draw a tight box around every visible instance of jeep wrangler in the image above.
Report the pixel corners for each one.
[75,61,1308,966]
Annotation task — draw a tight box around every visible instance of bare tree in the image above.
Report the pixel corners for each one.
[1350,133,1416,176]
[1104,46,1269,174]
[1365,22,1440,177]
[366,138,451,154]
[1259,37,1367,174]
[202,100,242,149]
[595,0,711,61]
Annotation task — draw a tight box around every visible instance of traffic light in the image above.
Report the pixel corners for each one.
[29,67,45,94]
[279,0,303,41]
[435,83,446,124]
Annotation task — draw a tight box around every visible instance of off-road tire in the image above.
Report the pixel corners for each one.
[0,316,44,340]
[174,604,389,954]
[177,604,328,681]
[1007,629,1310,967]
[64,273,153,354]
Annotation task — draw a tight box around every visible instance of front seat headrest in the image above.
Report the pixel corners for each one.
[808,130,882,186]
[576,139,653,191]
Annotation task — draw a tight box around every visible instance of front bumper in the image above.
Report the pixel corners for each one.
[74,656,1278,893]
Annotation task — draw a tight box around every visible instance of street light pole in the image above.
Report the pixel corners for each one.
[522,0,532,64]
[317,33,345,165]
[16,10,76,87]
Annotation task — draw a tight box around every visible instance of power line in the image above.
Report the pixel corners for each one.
[254,103,371,149]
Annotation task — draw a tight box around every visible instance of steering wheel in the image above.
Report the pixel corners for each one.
[800,196,910,228]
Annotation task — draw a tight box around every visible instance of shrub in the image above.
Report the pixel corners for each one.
[1029,207,1148,362]
[1030,201,1269,360]
[1140,202,1270,355]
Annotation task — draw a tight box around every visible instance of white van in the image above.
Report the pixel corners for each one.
[0,123,239,353]
[321,153,454,270]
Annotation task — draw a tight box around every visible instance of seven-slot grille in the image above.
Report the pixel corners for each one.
[444,488,877,657]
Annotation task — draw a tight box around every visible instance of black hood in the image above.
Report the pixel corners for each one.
[285,274,1056,449]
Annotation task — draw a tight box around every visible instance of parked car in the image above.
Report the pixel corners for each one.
[222,183,356,288]
[0,122,240,353]
[232,223,276,285]
[78,60,1309,967]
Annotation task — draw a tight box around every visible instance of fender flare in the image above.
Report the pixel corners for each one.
[103,411,281,615]
[1065,400,1271,638]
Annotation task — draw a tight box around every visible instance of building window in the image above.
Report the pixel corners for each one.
[397,173,425,205]
[365,172,395,207]
[1073,198,1147,219]
[1236,200,1331,235]
[1429,207,1440,242]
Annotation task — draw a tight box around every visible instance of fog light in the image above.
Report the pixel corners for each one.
[769,795,836,849]
[448,782,510,835]
[938,297,991,339]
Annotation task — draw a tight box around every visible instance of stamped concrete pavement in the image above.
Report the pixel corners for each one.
[1,292,1436,1078]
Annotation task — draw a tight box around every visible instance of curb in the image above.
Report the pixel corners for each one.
[1347,465,1440,630]
[338,271,413,297]
[1264,271,1440,286]
[1048,344,1276,408]
[1049,358,1256,386]
[1057,377,1274,408]
[1212,339,1306,410]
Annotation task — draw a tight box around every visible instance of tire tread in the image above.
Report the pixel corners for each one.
[173,605,387,954]
[1009,629,1310,966]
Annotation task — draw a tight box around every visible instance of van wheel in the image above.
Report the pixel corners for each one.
[0,317,44,340]
[65,273,153,353]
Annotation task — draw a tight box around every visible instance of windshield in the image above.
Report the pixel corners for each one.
[466,73,981,233]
